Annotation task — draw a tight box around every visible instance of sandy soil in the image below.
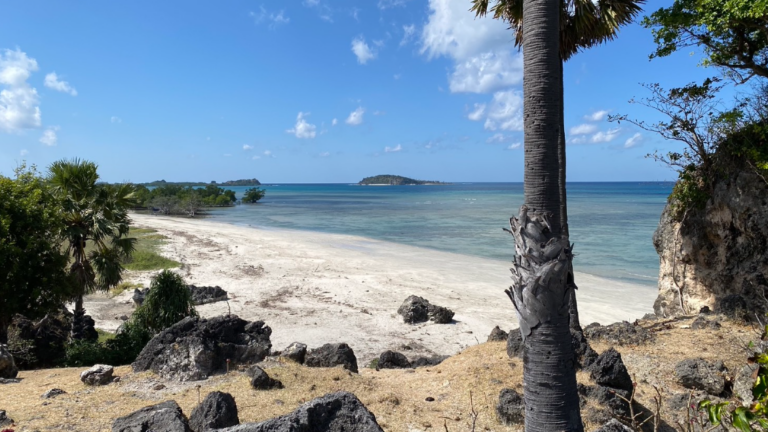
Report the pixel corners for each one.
[86,213,657,363]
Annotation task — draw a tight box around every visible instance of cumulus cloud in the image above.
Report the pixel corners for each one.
[570,123,598,136]
[39,126,58,146]
[421,0,522,94]
[401,24,416,46]
[110,116,122,123]
[243,144,253,150]
[507,142,522,150]
[585,110,610,122]
[44,72,77,96]
[286,112,317,139]
[352,37,376,64]
[483,90,523,132]
[467,103,485,121]
[591,127,622,143]
[346,107,365,125]
[0,48,42,133]
[384,144,402,153]
[624,132,642,148]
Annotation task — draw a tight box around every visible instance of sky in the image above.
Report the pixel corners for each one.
[0,0,729,183]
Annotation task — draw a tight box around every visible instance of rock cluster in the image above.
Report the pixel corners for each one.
[132,315,272,381]
[397,295,454,324]
[375,350,447,370]
[580,348,634,426]
[305,343,359,373]
[583,321,654,346]
[188,285,228,305]
[0,345,18,379]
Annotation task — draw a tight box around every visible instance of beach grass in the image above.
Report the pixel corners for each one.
[123,228,180,271]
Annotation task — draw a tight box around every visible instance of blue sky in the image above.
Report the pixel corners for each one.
[0,0,726,183]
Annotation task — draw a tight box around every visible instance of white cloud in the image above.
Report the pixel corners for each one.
[20,149,28,156]
[0,48,41,133]
[243,144,253,150]
[379,0,410,9]
[483,90,523,131]
[39,126,58,146]
[486,133,507,143]
[624,132,642,148]
[250,7,289,28]
[467,103,486,121]
[331,118,338,126]
[591,128,622,143]
[110,116,122,123]
[252,155,261,160]
[570,136,587,144]
[318,151,330,157]
[507,142,522,150]
[401,24,416,46]
[384,144,402,153]
[421,0,523,94]
[345,107,365,125]
[570,123,598,136]
[585,110,610,122]
[44,72,77,96]
[286,111,317,139]
[303,0,333,22]
[351,37,376,64]
[263,150,273,157]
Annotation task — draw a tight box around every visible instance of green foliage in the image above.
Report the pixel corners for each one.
[0,164,73,340]
[242,187,266,204]
[111,281,143,297]
[134,183,238,215]
[63,321,151,367]
[122,229,179,271]
[643,0,768,83]
[132,270,197,334]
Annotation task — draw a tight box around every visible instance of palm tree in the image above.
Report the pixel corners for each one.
[472,0,644,331]
[49,159,136,340]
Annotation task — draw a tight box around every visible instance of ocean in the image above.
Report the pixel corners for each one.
[206,182,673,288]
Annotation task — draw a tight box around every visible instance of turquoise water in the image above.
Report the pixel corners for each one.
[206,183,673,288]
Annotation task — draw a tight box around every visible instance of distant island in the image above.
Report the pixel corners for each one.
[142,178,261,187]
[358,175,449,186]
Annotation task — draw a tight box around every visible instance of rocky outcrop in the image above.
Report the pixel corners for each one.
[674,358,725,395]
[7,310,71,369]
[583,321,654,346]
[305,343,358,373]
[0,345,18,379]
[80,364,115,386]
[189,391,239,432]
[217,392,383,432]
[588,348,633,392]
[488,326,509,342]
[653,167,768,318]
[188,285,228,305]
[132,315,272,381]
[397,296,454,324]
[112,400,191,432]
[280,342,307,364]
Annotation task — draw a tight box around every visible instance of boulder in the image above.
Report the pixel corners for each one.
[71,309,98,342]
[80,364,115,386]
[588,348,633,392]
[496,388,524,425]
[487,326,509,342]
[734,364,760,406]
[675,358,725,395]
[377,351,411,369]
[583,321,654,346]
[410,355,448,368]
[593,419,634,432]
[571,328,597,369]
[397,296,430,324]
[133,288,149,307]
[280,342,307,364]
[188,285,228,305]
[41,388,67,399]
[305,343,358,373]
[216,391,383,432]
[427,304,454,324]
[0,409,13,427]
[0,345,18,379]
[132,315,272,381]
[7,309,71,369]
[112,400,191,432]
[248,366,283,390]
[507,328,524,358]
[189,391,240,432]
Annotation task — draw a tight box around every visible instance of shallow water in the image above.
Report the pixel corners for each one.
[206,182,673,288]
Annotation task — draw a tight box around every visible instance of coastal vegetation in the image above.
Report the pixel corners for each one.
[132,183,266,216]
[358,175,449,185]
[242,187,267,204]
[122,228,179,271]
[142,178,261,187]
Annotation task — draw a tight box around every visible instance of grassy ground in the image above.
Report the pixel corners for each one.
[123,228,180,271]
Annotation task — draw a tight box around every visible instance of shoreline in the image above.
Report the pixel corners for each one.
[87,213,658,362]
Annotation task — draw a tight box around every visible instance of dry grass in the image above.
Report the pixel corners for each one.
[0,316,752,432]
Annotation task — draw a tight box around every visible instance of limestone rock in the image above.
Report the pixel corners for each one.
[506,328,523,358]
[280,342,307,364]
[112,400,191,432]
[584,321,654,346]
[397,295,454,324]
[248,366,283,390]
[733,364,759,406]
[188,285,228,305]
[216,392,383,432]
[0,345,18,379]
[588,348,633,392]
[410,355,448,368]
[80,364,114,386]
[41,388,67,399]
[427,304,454,324]
[132,315,272,381]
[487,326,509,342]
[496,388,524,425]
[305,343,358,373]
[377,351,410,369]
[675,358,725,395]
[133,288,149,307]
[189,391,239,432]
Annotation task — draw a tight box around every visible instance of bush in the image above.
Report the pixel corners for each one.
[133,270,197,334]
[242,187,266,204]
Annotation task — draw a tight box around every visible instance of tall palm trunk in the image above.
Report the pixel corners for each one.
[508,0,583,429]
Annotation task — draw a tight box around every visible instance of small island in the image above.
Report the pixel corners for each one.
[142,178,261,187]
[358,175,450,186]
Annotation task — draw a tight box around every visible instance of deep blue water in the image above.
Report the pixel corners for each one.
[205,182,673,287]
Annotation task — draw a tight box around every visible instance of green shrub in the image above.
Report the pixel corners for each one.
[63,322,151,367]
[242,187,266,204]
[133,270,197,334]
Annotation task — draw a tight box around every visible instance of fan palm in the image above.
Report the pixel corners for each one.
[49,159,136,340]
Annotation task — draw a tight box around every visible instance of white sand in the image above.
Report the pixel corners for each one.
[88,213,657,362]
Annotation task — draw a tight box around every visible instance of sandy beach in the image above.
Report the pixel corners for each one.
[87,213,658,363]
